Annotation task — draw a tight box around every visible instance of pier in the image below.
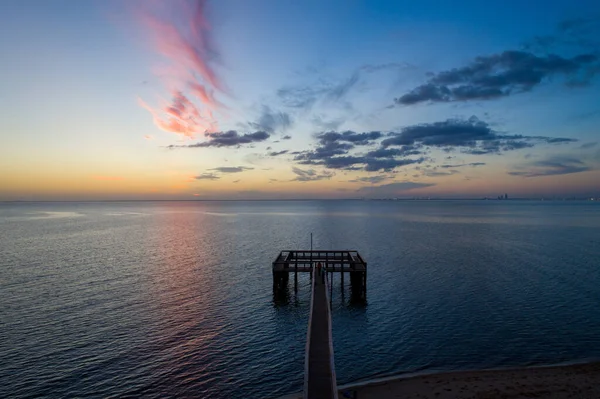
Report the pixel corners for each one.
[272,250,367,299]
[272,250,367,398]
[304,267,338,399]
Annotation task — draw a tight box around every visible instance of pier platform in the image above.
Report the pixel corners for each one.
[272,250,367,298]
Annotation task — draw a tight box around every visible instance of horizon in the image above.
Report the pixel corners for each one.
[2,196,598,203]
[1,0,599,201]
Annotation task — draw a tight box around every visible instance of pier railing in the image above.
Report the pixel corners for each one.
[272,250,367,298]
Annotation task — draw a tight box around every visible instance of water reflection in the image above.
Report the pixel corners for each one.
[272,270,367,309]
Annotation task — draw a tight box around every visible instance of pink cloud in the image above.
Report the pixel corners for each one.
[138,94,217,137]
[137,0,225,138]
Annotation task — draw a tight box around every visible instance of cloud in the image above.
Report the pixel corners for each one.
[381,116,576,154]
[139,93,217,137]
[440,162,486,168]
[360,62,413,73]
[291,167,335,182]
[366,146,422,158]
[348,175,390,184]
[311,115,345,131]
[580,142,597,149]
[277,72,360,110]
[524,17,600,52]
[356,181,435,197]
[268,150,289,157]
[249,106,293,133]
[279,62,414,112]
[423,169,459,177]
[168,130,270,148]
[318,131,383,145]
[137,0,225,137]
[293,117,574,172]
[282,135,292,140]
[297,154,425,172]
[362,158,424,172]
[395,50,599,105]
[294,130,387,169]
[209,166,253,173]
[508,156,591,177]
[194,173,220,180]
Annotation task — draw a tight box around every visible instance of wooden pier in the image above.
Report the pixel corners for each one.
[273,250,367,398]
[304,267,338,399]
[272,250,367,299]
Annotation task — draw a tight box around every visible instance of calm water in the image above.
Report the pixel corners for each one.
[1,200,600,398]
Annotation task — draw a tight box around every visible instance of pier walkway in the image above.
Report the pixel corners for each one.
[272,250,367,398]
[304,268,338,399]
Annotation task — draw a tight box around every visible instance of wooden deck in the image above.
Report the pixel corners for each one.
[304,268,338,399]
[272,250,367,273]
[272,249,367,299]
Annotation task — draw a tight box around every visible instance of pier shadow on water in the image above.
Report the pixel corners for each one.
[272,273,367,308]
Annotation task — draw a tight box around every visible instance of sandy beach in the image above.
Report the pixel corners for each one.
[278,361,600,399]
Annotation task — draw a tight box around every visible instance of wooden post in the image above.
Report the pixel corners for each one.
[330,271,333,306]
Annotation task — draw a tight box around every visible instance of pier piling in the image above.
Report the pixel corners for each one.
[272,250,367,301]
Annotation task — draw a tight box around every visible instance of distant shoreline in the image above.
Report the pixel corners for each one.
[276,359,600,399]
[1,198,598,203]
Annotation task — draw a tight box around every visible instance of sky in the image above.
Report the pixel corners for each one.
[1,0,599,200]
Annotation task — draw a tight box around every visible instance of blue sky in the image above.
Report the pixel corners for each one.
[0,0,599,200]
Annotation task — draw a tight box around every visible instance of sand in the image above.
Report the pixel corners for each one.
[277,361,600,399]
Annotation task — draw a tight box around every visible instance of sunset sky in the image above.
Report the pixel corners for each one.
[1,0,599,200]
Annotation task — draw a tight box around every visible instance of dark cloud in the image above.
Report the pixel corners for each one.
[318,130,383,146]
[282,135,292,140]
[366,146,422,158]
[363,158,424,172]
[356,181,435,197]
[294,130,384,168]
[268,150,289,157]
[194,173,220,180]
[381,117,576,154]
[508,157,591,177]
[249,106,293,133]
[169,130,270,148]
[298,154,424,172]
[291,167,335,182]
[293,117,575,172]
[209,166,253,173]
[580,142,598,149]
[440,162,486,168]
[382,117,496,147]
[395,50,599,105]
